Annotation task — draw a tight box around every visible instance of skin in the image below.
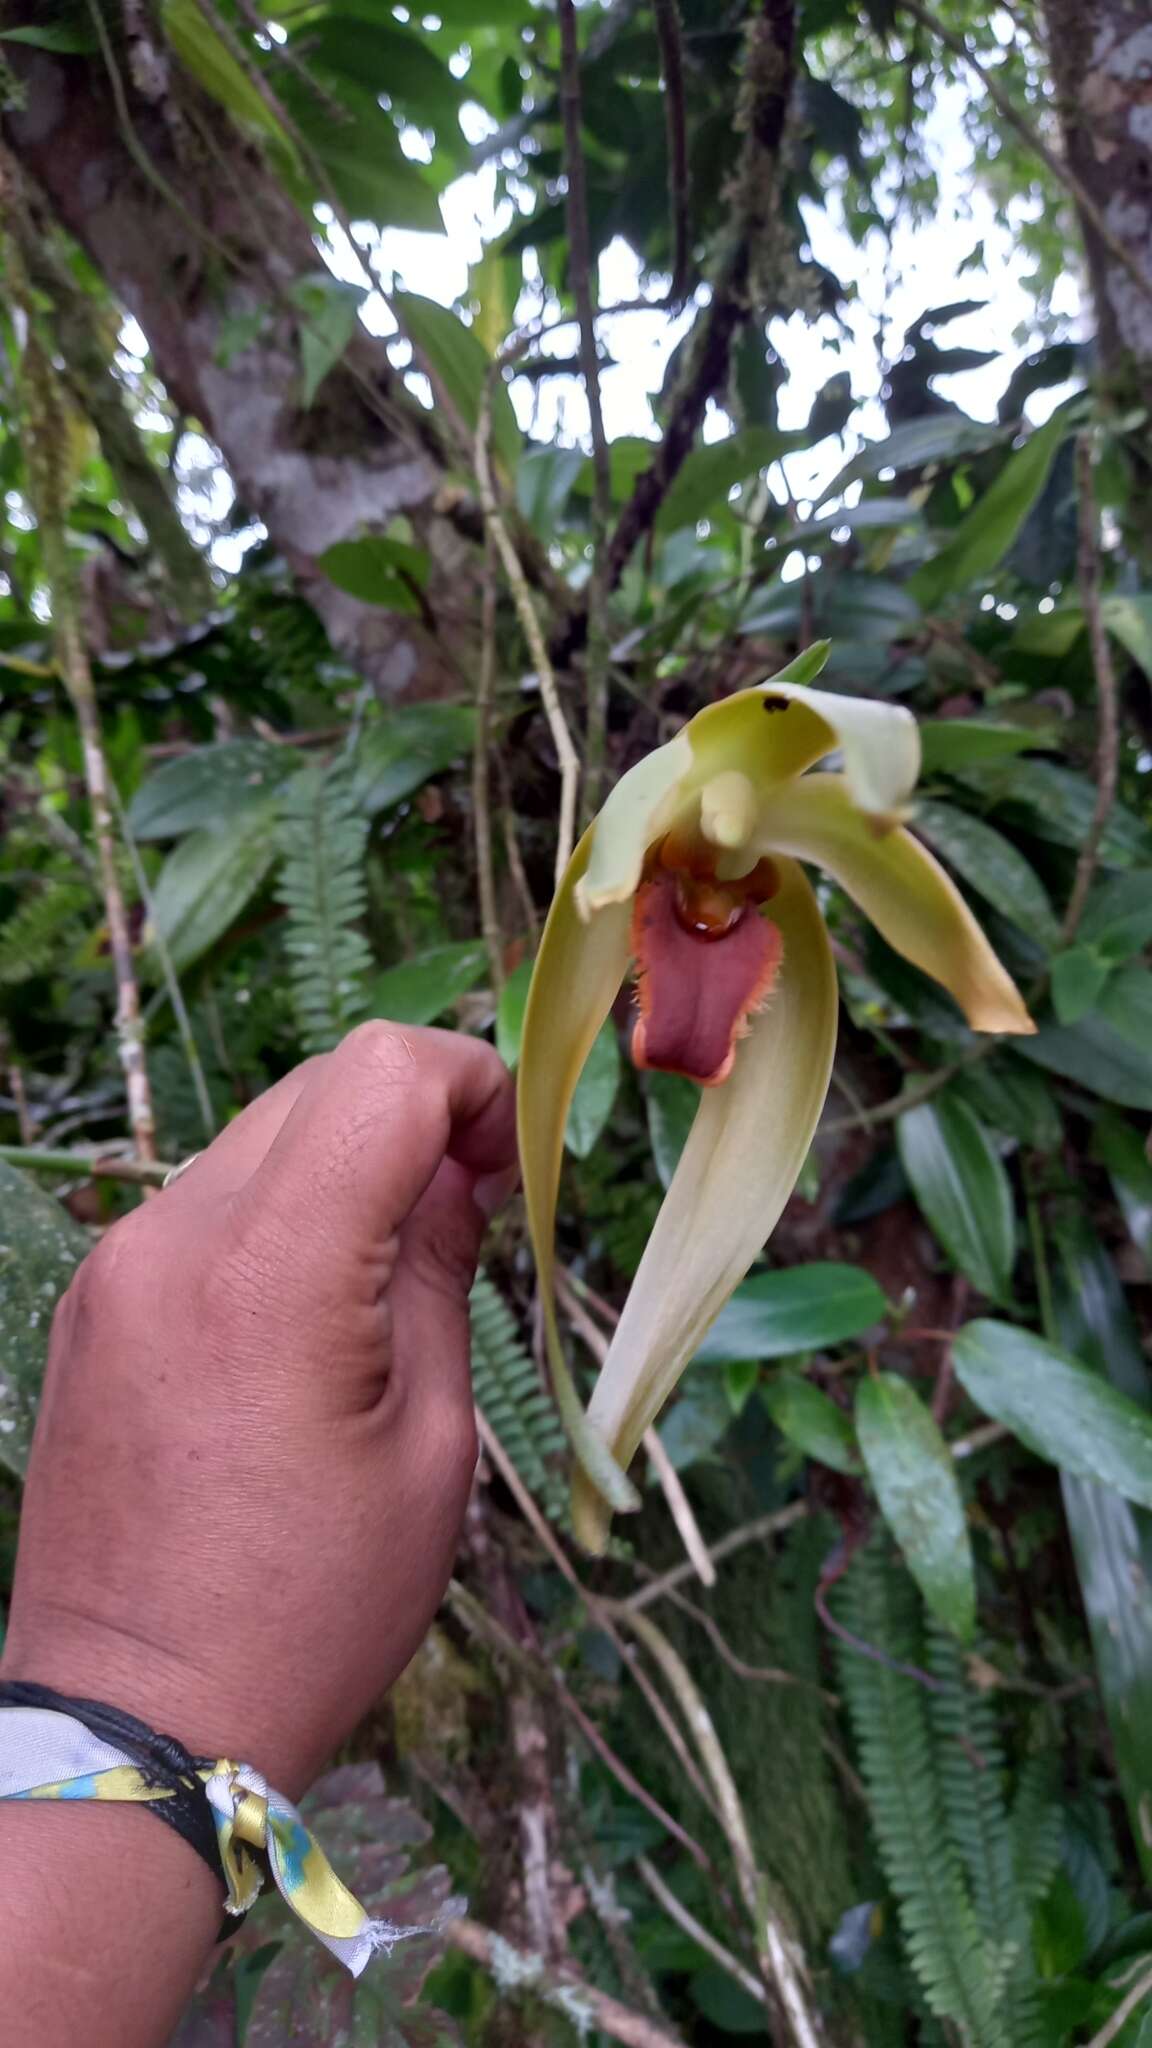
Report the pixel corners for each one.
[0,1022,519,2048]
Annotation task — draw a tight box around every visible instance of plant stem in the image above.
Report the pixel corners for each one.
[651,0,690,300]
[0,1145,171,1186]
[444,1913,689,2048]
[473,399,506,993]
[1060,434,1121,943]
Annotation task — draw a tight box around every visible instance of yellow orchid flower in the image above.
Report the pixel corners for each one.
[516,643,1034,1552]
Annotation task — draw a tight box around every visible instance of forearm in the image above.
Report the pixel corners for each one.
[0,1801,221,2048]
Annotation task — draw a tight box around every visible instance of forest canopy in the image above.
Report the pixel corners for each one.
[2,0,1152,2039]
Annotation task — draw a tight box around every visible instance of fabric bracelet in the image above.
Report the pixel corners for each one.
[0,1684,419,1978]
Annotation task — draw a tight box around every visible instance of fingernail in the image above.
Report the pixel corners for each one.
[473,1166,521,1220]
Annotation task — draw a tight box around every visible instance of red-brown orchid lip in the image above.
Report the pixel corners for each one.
[630,849,782,1087]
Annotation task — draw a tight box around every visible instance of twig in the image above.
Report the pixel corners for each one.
[636,1857,767,2008]
[820,1039,996,1139]
[601,0,796,592]
[0,1145,171,1186]
[444,1913,688,2048]
[474,411,580,889]
[1060,435,1121,943]
[659,1584,833,1695]
[625,1502,810,1611]
[610,1605,823,2046]
[556,1271,715,1586]
[652,0,690,301]
[1085,1958,1152,2048]
[473,396,505,995]
[556,0,613,818]
[899,2,1152,316]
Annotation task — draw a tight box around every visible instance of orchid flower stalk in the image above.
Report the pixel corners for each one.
[516,644,1034,1552]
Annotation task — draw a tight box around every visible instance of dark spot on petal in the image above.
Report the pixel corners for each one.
[762,695,790,713]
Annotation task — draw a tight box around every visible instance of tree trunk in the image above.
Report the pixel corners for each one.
[3,40,466,694]
[1043,0,1152,413]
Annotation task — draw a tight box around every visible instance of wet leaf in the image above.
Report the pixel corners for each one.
[370,943,488,1026]
[694,1263,887,1363]
[765,1372,861,1474]
[856,1372,975,1639]
[151,799,280,971]
[953,1320,1152,1508]
[565,1018,621,1159]
[897,1095,1016,1303]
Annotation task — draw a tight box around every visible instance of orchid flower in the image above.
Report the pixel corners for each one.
[516,644,1034,1552]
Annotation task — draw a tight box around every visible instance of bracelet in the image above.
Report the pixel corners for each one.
[0,1682,417,1977]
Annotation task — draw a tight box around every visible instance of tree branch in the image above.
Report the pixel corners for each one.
[445,1913,689,2048]
[652,0,690,302]
[1060,434,1122,943]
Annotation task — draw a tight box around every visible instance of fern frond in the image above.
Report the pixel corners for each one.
[1010,1754,1063,1909]
[0,878,89,985]
[276,760,372,1053]
[470,1273,567,1523]
[836,1548,1010,2045]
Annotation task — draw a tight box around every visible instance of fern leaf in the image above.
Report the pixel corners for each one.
[1010,1755,1063,1909]
[276,760,372,1053]
[470,1273,567,1523]
[0,878,89,986]
[836,1548,1010,2045]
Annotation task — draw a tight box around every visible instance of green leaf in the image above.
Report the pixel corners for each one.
[1079,871,1152,961]
[348,704,474,815]
[765,1373,862,1474]
[918,721,1052,774]
[285,80,445,231]
[370,941,488,1026]
[657,1376,732,1471]
[952,1052,1062,1151]
[396,291,521,476]
[0,21,96,50]
[897,1095,1016,1303]
[655,427,800,534]
[150,799,280,971]
[127,741,292,839]
[1051,944,1113,1025]
[1022,1011,1152,1110]
[644,1071,699,1192]
[956,759,1149,867]
[0,1163,89,1478]
[914,798,1058,945]
[516,446,585,535]
[1094,1112,1152,1268]
[910,413,1068,607]
[289,13,462,129]
[832,414,1007,492]
[289,273,365,407]
[565,1019,621,1159]
[318,536,430,612]
[1101,592,1152,679]
[855,1373,976,1639]
[495,957,533,1067]
[953,1319,1152,1509]
[694,1262,887,1364]
[161,0,300,175]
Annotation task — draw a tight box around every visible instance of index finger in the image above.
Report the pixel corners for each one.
[227,1021,517,1262]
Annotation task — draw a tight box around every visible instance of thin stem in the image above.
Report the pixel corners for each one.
[444,1914,689,2048]
[473,396,505,994]
[821,1039,997,1139]
[1085,1959,1152,2048]
[651,0,690,301]
[557,0,613,817]
[624,1502,811,1612]
[636,1858,767,2008]
[1060,435,1121,943]
[474,416,581,888]
[899,2,1152,314]
[0,1145,171,1186]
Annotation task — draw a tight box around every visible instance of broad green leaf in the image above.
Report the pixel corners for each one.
[396,291,521,476]
[318,536,430,612]
[285,81,445,231]
[1051,944,1113,1025]
[565,1019,621,1159]
[516,446,585,535]
[953,1051,1062,1151]
[821,575,923,644]
[832,414,1006,491]
[956,759,1149,867]
[918,721,1052,774]
[150,799,280,971]
[1101,966,1152,1046]
[1094,1112,1152,1268]
[161,0,300,176]
[1021,1011,1152,1110]
[897,1095,1016,1303]
[953,1320,1152,1509]
[0,1162,89,1478]
[657,1376,732,1472]
[910,413,1068,608]
[644,1071,699,1192]
[370,941,488,1025]
[495,957,533,1067]
[348,704,474,815]
[0,21,95,49]
[1101,592,1152,680]
[289,274,365,407]
[128,741,292,839]
[855,1373,976,1639]
[1079,872,1152,961]
[765,1373,861,1474]
[694,1263,887,1364]
[914,798,1058,946]
[290,13,462,130]
[655,428,800,534]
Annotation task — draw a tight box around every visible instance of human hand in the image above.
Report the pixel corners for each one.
[1,1022,517,1796]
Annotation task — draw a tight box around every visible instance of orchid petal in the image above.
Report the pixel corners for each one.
[689,677,920,824]
[757,774,1035,1035]
[517,830,640,1512]
[577,732,694,912]
[570,857,838,1551]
